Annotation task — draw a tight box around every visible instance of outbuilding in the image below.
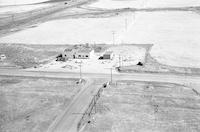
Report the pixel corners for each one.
[62,48,76,60]
[103,51,114,59]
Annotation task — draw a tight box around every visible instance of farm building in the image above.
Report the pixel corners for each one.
[74,49,94,59]
[103,51,114,59]
[62,48,76,60]
[61,46,94,61]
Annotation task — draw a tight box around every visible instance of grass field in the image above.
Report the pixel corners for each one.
[0,43,70,68]
[84,81,200,132]
[0,76,81,132]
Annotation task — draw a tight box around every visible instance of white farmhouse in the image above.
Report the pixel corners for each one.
[62,46,94,60]
[74,49,94,59]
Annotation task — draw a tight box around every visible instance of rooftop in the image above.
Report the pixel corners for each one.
[77,49,93,53]
[64,48,73,52]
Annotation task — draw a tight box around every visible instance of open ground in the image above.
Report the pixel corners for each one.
[84,80,200,132]
[0,76,82,132]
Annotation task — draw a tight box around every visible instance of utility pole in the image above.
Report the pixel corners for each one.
[119,55,121,67]
[112,31,115,45]
[105,67,113,83]
[133,12,136,24]
[79,61,82,81]
[121,56,123,67]
[110,68,112,83]
[125,18,128,31]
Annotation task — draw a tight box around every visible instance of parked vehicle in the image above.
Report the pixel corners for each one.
[0,54,6,61]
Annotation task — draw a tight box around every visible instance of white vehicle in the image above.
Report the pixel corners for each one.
[0,54,6,61]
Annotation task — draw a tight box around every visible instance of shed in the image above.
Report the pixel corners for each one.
[103,51,114,59]
[62,48,76,60]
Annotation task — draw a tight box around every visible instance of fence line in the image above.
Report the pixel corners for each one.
[77,84,105,131]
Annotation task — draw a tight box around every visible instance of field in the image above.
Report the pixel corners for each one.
[0,12,134,44]
[0,76,81,132]
[0,4,51,15]
[84,81,200,132]
[133,11,200,68]
[0,44,70,68]
[88,0,200,9]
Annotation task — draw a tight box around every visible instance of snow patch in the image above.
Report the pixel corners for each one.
[89,0,200,9]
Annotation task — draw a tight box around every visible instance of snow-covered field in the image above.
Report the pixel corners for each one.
[29,45,146,73]
[0,4,51,14]
[123,11,200,68]
[0,12,133,44]
[1,10,200,68]
[89,0,200,9]
[0,0,49,6]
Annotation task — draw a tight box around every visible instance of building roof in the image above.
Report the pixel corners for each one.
[64,45,93,53]
[77,49,93,53]
[64,48,73,52]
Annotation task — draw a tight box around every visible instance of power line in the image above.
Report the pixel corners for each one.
[78,61,82,81]
[110,68,113,83]
[125,18,128,31]
[106,67,113,83]
[112,31,116,45]
[121,56,123,67]
[119,55,121,67]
